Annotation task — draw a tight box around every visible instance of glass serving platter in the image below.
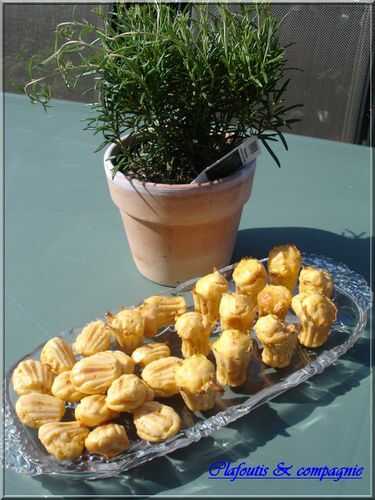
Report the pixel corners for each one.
[4,253,372,480]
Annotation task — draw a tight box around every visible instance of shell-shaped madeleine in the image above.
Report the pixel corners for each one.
[133,401,181,442]
[51,371,85,402]
[38,421,89,460]
[40,337,75,374]
[73,320,111,356]
[132,343,171,368]
[106,374,154,412]
[12,359,54,396]
[71,351,122,394]
[75,394,118,427]
[16,393,65,429]
[85,423,129,458]
[139,296,187,337]
[141,356,183,397]
[107,350,135,374]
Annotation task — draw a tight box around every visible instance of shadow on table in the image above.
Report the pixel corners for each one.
[232,226,372,283]
[35,334,370,497]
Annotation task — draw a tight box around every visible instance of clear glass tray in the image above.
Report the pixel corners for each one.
[4,253,372,480]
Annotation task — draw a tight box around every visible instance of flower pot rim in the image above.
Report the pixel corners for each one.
[104,135,256,193]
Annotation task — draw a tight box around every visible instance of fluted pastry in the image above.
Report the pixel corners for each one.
[268,244,301,291]
[40,337,75,374]
[299,266,333,297]
[254,314,297,368]
[106,308,144,354]
[108,350,135,374]
[175,312,212,358]
[132,342,171,368]
[51,370,85,403]
[257,284,292,320]
[133,401,181,442]
[85,423,129,458]
[219,293,257,332]
[192,270,228,324]
[106,374,154,412]
[15,393,65,429]
[138,295,187,337]
[71,351,122,394]
[292,292,337,348]
[232,258,267,300]
[73,320,111,356]
[12,359,54,396]
[212,329,252,386]
[75,394,118,427]
[39,421,89,460]
[175,354,222,411]
[141,356,183,398]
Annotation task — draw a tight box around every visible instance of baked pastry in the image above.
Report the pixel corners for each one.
[257,285,292,320]
[71,351,122,394]
[175,312,212,358]
[268,244,301,291]
[108,350,135,374]
[141,356,183,398]
[39,421,89,461]
[232,258,267,300]
[12,359,54,396]
[133,401,181,442]
[75,394,118,427]
[219,293,257,332]
[106,308,144,354]
[106,374,154,412]
[73,320,111,356]
[212,329,252,386]
[15,393,65,429]
[299,266,333,297]
[175,355,222,411]
[51,370,85,403]
[85,423,129,458]
[292,292,337,348]
[40,337,75,374]
[132,342,171,368]
[138,295,187,337]
[192,270,228,324]
[254,314,298,368]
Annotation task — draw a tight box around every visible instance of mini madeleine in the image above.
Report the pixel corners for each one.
[12,359,54,396]
[71,351,122,394]
[73,320,111,356]
[141,356,183,398]
[16,393,65,429]
[138,295,187,337]
[85,423,129,458]
[51,370,85,403]
[106,374,154,412]
[132,342,171,368]
[133,401,181,442]
[75,394,118,427]
[39,421,89,460]
[40,337,75,374]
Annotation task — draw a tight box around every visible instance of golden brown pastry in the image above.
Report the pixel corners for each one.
[40,337,75,374]
[133,401,181,442]
[138,295,187,337]
[85,423,129,458]
[73,320,111,356]
[192,270,228,324]
[106,374,154,412]
[268,244,301,291]
[175,312,212,358]
[75,394,118,427]
[257,285,292,320]
[132,342,171,368]
[219,293,257,332]
[15,393,65,429]
[299,266,334,297]
[106,308,144,354]
[141,356,183,398]
[71,351,122,394]
[12,359,54,396]
[232,258,267,299]
[108,350,135,374]
[38,421,89,461]
[51,370,85,403]
[254,314,298,368]
[292,292,337,348]
[212,329,252,386]
[175,354,222,411]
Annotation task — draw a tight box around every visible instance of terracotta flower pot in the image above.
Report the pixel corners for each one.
[104,139,256,286]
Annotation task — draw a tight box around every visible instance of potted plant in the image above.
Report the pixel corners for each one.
[25,2,300,285]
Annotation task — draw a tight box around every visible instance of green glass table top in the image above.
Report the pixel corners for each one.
[3,93,372,497]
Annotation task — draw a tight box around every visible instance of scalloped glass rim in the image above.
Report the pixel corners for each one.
[4,253,372,480]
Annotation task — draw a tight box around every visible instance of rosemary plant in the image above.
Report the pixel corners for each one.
[25,2,301,184]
